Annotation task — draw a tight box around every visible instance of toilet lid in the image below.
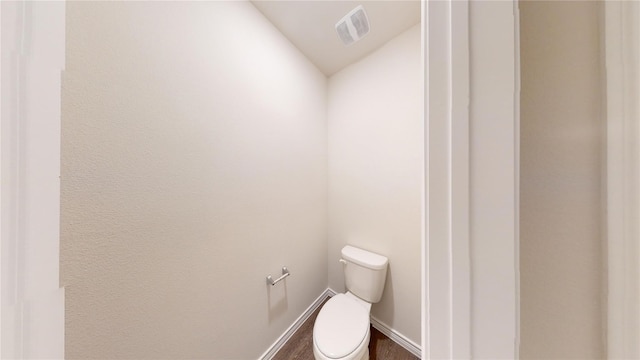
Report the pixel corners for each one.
[313,294,369,359]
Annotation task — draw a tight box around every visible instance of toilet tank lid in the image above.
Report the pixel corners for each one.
[341,246,388,270]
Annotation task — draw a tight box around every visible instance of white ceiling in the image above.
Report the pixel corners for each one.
[251,1,421,76]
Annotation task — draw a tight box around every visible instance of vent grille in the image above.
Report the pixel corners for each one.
[335,5,370,46]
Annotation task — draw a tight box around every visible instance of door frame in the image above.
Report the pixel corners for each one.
[422,0,471,358]
[422,0,520,358]
[0,2,66,358]
[605,1,640,358]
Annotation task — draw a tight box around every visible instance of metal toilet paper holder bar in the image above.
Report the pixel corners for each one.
[266,267,290,286]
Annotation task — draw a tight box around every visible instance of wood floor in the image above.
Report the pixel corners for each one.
[272,299,419,360]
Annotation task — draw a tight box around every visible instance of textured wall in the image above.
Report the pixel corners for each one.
[520,1,604,358]
[61,2,327,359]
[327,25,422,345]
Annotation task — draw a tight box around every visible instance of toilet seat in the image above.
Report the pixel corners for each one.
[313,294,370,359]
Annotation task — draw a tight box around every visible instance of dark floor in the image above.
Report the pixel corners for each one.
[272,298,419,360]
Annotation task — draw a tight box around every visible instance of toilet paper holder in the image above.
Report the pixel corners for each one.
[266,267,290,286]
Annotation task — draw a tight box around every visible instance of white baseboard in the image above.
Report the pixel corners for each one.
[369,316,422,358]
[259,288,421,360]
[258,289,332,360]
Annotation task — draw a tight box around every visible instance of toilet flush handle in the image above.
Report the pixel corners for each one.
[339,259,347,265]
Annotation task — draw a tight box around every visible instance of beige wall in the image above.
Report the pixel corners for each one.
[327,25,422,345]
[520,1,604,358]
[61,2,328,359]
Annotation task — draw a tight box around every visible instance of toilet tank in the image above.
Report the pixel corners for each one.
[341,245,388,303]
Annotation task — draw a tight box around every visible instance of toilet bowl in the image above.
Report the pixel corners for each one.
[312,246,388,360]
[313,293,371,360]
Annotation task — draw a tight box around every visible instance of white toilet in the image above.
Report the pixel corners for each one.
[313,245,388,360]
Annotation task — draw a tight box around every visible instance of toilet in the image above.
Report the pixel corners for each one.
[313,245,388,360]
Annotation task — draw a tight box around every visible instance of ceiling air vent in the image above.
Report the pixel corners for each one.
[335,5,370,46]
